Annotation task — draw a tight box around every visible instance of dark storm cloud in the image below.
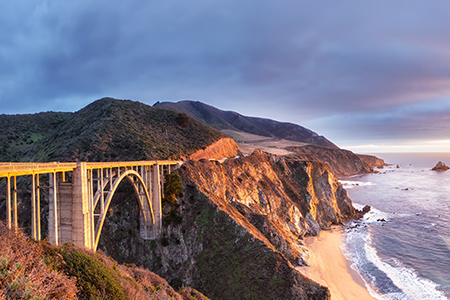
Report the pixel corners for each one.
[2,0,450,148]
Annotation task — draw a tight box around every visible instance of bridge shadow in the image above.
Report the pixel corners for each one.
[97,179,157,268]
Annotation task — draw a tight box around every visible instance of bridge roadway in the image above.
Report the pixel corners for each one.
[0,160,183,251]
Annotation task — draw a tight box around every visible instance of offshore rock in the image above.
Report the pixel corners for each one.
[354,205,371,219]
[432,161,449,171]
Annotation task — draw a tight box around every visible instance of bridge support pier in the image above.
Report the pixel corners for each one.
[72,162,94,250]
[152,163,162,237]
[48,172,59,245]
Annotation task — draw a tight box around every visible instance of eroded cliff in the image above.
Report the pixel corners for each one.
[189,137,242,161]
[98,150,355,299]
[358,154,387,169]
[179,150,354,265]
[286,145,383,176]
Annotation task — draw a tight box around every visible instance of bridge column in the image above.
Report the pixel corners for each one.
[48,172,59,245]
[72,162,94,250]
[152,163,162,237]
[31,174,37,240]
[6,177,11,229]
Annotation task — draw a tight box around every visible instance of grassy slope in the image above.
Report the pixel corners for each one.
[22,98,226,162]
[0,221,209,300]
[0,112,71,161]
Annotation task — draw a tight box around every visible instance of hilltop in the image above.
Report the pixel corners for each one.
[18,98,239,162]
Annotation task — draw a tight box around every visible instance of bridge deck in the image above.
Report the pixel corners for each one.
[0,160,183,177]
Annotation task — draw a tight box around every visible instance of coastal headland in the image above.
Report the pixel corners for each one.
[0,98,384,299]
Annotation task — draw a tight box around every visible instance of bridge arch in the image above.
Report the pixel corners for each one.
[93,170,154,251]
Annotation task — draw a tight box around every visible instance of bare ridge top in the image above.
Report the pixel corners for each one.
[154,100,338,148]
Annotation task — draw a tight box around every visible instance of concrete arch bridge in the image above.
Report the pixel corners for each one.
[0,160,182,251]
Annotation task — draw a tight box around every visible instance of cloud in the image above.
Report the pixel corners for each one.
[1,0,450,149]
[306,99,450,146]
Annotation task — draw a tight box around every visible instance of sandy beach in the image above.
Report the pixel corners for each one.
[298,226,376,300]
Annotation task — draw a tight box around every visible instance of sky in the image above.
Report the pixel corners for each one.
[2,1,450,153]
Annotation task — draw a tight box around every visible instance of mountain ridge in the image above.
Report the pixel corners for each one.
[154,100,386,175]
[154,100,338,148]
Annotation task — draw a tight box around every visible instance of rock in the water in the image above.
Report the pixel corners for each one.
[362,205,371,213]
[353,205,371,219]
[432,161,450,171]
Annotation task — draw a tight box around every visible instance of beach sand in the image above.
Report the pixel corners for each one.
[298,226,377,300]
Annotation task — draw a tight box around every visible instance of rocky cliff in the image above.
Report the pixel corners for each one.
[357,154,387,169]
[98,150,355,299]
[286,145,379,177]
[189,137,242,161]
[179,150,354,263]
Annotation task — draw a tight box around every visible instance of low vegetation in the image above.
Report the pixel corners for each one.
[0,112,71,161]
[21,98,226,162]
[0,222,78,299]
[0,222,209,299]
[162,173,184,225]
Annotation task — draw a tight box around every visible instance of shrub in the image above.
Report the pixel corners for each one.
[0,222,78,299]
[57,245,126,300]
[163,174,183,205]
[176,113,191,128]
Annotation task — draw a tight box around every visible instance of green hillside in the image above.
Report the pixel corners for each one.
[0,112,71,161]
[19,98,226,162]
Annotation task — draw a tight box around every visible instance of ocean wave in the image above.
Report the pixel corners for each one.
[350,203,391,224]
[352,203,425,223]
[343,208,448,300]
[365,243,447,300]
[340,180,376,189]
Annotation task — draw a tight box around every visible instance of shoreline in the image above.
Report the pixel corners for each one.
[298,226,377,300]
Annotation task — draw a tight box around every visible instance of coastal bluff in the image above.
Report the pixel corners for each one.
[99,149,355,299]
[286,145,386,177]
[1,97,374,299]
[189,137,242,161]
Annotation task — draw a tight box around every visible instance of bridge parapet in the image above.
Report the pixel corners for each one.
[0,160,183,251]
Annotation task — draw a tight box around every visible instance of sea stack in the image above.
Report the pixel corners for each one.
[431,161,450,171]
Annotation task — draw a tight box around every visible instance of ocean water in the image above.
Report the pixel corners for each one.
[341,153,450,300]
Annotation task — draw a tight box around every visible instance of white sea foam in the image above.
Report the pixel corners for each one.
[343,206,448,300]
[340,180,376,189]
[342,225,388,300]
[351,204,391,223]
[364,243,448,300]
